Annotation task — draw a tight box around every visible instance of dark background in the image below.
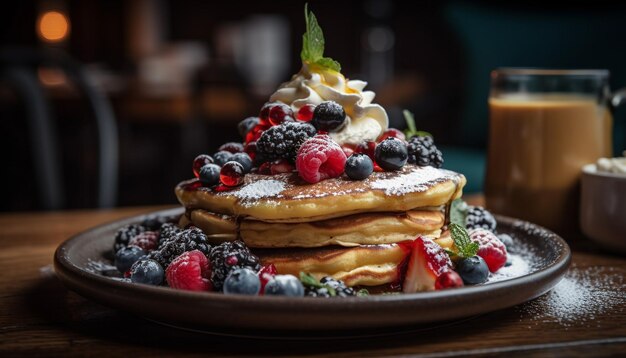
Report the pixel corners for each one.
[1,0,625,211]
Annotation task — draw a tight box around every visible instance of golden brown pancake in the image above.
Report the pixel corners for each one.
[176,164,465,222]
[254,232,452,287]
[187,208,445,248]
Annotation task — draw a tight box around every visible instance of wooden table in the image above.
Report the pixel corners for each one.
[1,205,625,357]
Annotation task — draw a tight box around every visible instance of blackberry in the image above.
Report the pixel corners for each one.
[256,122,316,163]
[305,276,356,297]
[113,224,145,253]
[209,241,261,291]
[158,223,181,247]
[148,227,210,269]
[407,135,443,168]
[465,206,497,232]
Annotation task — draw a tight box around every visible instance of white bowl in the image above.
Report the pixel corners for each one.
[580,164,626,252]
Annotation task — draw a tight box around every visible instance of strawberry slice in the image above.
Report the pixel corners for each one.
[403,236,452,293]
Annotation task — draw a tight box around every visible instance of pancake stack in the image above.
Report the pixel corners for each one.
[176,164,466,288]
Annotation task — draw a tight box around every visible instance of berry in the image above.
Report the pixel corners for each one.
[403,237,452,292]
[158,223,181,246]
[311,101,346,132]
[407,135,443,168]
[258,264,277,294]
[230,152,253,173]
[245,123,269,144]
[305,277,356,297]
[148,227,211,269]
[220,161,245,187]
[270,159,294,174]
[344,153,374,180]
[435,271,464,290]
[209,241,261,291]
[128,231,159,252]
[257,162,272,175]
[296,134,347,184]
[470,229,508,273]
[374,137,408,171]
[256,122,316,163]
[223,268,261,295]
[497,233,514,251]
[377,128,406,142]
[355,141,377,163]
[113,224,145,253]
[166,250,212,291]
[341,144,355,157]
[192,154,214,178]
[297,104,316,122]
[244,141,258,163]
[130,259,164,285]
[115,246,147,273]
[268,102,295,126]
[238,117,260,138]
[457,256,489,285]
[465,206,497,232]
[199,164,221,186]
[264,275,305,297]
[213,151,234,166]
[218,142,244,153]
[141,216,166,231]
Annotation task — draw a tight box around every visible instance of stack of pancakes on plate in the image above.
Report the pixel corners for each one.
[176,164,466,288]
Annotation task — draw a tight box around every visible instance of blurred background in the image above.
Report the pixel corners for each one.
[1,0,625,211]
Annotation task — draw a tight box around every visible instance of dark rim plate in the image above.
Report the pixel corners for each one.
[54,207,571,338]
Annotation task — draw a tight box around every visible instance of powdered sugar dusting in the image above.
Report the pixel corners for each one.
[488,254,530,282]
[519,265,626,328]
[229,179,286,202]
[371,167,455,195]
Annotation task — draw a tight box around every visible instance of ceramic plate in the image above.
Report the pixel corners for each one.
[54,208,570,337]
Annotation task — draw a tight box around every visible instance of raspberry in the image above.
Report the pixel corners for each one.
[407,135,443,168]
[113,224,145,253]
[209,241,261,291]
[128,231,159,252]
[465,206,497,232]
[469,228,508,273]
[148,227,211,269]
[296,135,347,184]
[166,250,212,291]
[256,122,316,163]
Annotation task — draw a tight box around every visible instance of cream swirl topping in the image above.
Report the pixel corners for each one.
[270,64,388,145]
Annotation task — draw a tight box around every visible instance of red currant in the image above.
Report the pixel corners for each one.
[296,104,316,122]
[270,159,295,175]
[258,162,272,175]
[220,162,245,187]
[268,103,294,126]
[355,141,383,172]
[244,141,257,162]
[245,124,268,144]
[192,154,214,178]
[377,128,406,142]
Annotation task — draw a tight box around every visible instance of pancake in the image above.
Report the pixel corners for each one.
[176,164,466,222]
[187,208,445,248]
[254,232,453,287]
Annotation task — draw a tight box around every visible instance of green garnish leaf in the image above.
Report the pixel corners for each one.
[301,4,341,72]
[403,110,432,139]
[444,248,457,257]
[299,272,337,296]
[450,198,468,226]
[449,223,479,258]
[356,288,369,297]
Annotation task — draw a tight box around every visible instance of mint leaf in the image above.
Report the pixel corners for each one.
[356,288,369,297]
[403,110,432,138]
[450,198,468,226]
[449,223,479,258]
[300,4,341,72]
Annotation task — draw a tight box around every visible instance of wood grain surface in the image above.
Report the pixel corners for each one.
[0,203,625,357]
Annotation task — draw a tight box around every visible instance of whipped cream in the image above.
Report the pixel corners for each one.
[596,151,626,174]
[270,64,388,145]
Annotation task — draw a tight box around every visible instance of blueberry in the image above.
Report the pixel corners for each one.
[497,233,514,251]
[130,259,164,285]
[199,164,221,186]
[457,256,489,285]
[115,246,147,273]
[230,152,253,173]
[238,117,260,138]
[374,137,408,171]
[213,151,234,166]
[223,268,261,295]
[345,153,374,180]
[311,101,346,132]
[264,274,305,297]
